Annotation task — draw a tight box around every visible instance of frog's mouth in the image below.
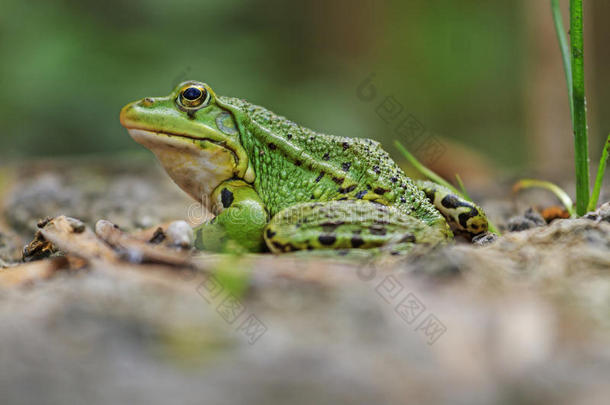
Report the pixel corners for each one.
[127,129,241,206]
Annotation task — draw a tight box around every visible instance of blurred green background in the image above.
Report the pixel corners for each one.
[1,0,608,176]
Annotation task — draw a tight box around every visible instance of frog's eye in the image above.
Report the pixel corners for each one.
[178,85,209,109]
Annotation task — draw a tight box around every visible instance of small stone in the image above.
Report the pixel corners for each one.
[165,221,194,248]
[584,202,610,223]
[472,232,499,246]
[507,216,538,232]
[507,207,548,232]
[524,208,546,226]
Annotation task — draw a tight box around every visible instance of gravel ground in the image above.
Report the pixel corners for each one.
[0,159,608,405]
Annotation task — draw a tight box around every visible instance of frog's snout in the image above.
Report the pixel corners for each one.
[119,102,135,128]
[120,98,158,128]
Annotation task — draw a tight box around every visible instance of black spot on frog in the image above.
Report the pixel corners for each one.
[318,234,337,246]
[221,188,234,208]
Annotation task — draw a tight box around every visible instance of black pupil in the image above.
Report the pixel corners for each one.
[183,87,203,101]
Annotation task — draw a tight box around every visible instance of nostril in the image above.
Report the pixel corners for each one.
[141,97,154,106]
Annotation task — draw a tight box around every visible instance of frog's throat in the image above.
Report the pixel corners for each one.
[128,129,251,208]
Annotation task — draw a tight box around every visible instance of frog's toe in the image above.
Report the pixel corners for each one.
[417,180,488,235]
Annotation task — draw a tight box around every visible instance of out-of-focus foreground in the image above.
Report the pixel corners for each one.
[0,161,609,405]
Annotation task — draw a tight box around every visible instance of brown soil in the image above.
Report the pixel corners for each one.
[0,159,608,405]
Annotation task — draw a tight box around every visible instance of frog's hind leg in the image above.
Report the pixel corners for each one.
[263,200,448,253]
[416,180,488,234]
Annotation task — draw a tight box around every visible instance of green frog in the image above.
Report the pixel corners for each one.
[120,81,487,253]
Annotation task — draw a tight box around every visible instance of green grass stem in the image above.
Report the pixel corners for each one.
[569,0,590,215]
[550,0,574,120]
[587,134,610,212]
[395,141,461,195]
[455,174,472,200]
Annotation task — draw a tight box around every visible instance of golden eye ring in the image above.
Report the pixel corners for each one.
[178,85,209,109]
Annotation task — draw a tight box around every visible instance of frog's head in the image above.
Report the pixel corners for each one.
[120,81,253,206]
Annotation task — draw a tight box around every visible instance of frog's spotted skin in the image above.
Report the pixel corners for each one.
[120,81,488,254]
[218,96,443,223]
[263,200,448,254]
[416,180,488,234]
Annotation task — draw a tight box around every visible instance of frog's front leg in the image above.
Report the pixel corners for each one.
[416,180,488,234]
[264,200,449,253]
[194,180,269,252]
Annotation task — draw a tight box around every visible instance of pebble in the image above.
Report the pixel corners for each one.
[165,221,194,248]
[507,207,546,232]
[472,232,499,246]
[584,202,610,223]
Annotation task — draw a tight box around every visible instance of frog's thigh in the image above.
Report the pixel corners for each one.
[264,200,437,253]
[194,180,269,252]
[416,180,488,234]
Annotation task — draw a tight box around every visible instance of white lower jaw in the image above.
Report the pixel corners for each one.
[128,129,236,208]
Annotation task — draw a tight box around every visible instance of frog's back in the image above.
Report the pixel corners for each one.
[220,96,443,226]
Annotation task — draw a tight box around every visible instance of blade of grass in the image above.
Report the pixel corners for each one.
[550,0,574,120]
[455,174,472,200]
[513,179,576,217]
[570,0,590,215]
[394,141,460,195]
[587,134,610,212]
[395,141,499,234]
